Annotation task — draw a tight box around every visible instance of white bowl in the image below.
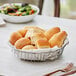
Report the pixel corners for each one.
[0,3,39,23]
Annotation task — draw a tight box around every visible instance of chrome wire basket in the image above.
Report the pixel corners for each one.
[8,39,69,61]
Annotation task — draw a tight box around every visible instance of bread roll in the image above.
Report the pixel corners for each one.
[44,27,60,40]
[14,38,31,49]
[18,29,27,37]
[9,32,22,45]
[25,28,45,39]
[22,45,37,50]
[49,31,67,48]
[36,39,50,49]
[31,33,47,44]
[24,26,45,33]
[25,29,36,39]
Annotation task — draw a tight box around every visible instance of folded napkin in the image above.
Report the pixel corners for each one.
[0,16,6,26]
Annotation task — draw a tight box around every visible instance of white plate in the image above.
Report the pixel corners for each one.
[0,3,39,23]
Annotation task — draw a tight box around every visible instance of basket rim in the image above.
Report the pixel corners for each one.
[8,38,69,53]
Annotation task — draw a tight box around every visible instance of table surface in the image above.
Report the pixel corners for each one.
[0,15,76,76]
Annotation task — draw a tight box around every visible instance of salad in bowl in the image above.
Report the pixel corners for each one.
[0,3,39,23]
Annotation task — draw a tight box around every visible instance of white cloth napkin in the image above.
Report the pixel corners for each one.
[0,16,6,26]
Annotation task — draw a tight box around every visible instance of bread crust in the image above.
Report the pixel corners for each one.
[24,26,45,33]
[9,32,22,45]
[44,27,60,40]
[36,39,50,49]
[22,45,37,50]
[14,38,31,49]
[49,31,67,48]
[18,29,27,37]
[30,33,47,44]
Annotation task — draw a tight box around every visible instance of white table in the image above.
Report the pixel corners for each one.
[0,15,76,76]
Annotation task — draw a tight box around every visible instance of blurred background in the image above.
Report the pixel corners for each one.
[0,0,76,19]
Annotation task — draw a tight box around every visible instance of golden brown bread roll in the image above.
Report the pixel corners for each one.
[17,29,27,37]
[30,33,47,44]
[25,28,45,39]
[9,32,22,45]
[25,29,36,39]
[24,26,45,33]
[22,45,37,50]
[44,27,60,40]
[49,31,67,48]
[14,38,31,49]
[36,39,50,49]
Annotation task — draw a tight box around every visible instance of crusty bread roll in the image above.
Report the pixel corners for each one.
[49,31,67,48]
[22,45,37,50]
[25,29,36,39]
[9,32,22,45]
[24,26,45,33]
[25,28,45,39]
[17,29,27,37]
[30,33,47,44]
[36,39,50,49]
[44,27,60,40]
[14,38,31,49]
